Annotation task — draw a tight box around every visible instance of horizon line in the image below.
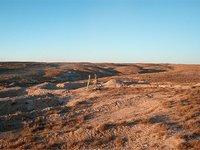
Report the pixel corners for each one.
[0,61,199,65]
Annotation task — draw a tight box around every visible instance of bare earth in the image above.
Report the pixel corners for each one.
[0,63,200,150]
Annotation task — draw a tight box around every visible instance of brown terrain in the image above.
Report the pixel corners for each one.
[0,62,200,150]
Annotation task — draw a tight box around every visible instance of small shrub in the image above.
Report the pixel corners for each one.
[96,122,116,131]
[114,137,127,148]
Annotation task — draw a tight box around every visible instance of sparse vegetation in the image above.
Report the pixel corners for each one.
[0,63,200,149]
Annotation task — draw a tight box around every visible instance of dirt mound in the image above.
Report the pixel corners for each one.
[104,79,124,88]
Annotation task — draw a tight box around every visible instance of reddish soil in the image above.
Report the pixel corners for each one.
[0,63,199,149]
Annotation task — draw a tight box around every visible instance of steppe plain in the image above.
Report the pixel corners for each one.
[0,62,200,150]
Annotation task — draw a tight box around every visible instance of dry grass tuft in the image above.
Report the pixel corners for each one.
[118,120,137,127]
[114,137,128,148]
[46,141,63,149]
[30,124,45,133]
[100,135,116,144]
[8,140,26,149]
[96,122,116,131]
[163,88,200,149]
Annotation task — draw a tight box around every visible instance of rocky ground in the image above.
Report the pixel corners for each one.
[0,63,200,150]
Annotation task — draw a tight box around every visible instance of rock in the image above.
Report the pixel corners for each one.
[56,83,65,88]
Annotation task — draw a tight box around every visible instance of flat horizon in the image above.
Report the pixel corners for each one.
[1,61,200,65]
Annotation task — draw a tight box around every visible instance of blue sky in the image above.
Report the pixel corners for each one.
[0,0,200,63]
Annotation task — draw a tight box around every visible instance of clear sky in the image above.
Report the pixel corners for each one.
[0,0,200,63]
